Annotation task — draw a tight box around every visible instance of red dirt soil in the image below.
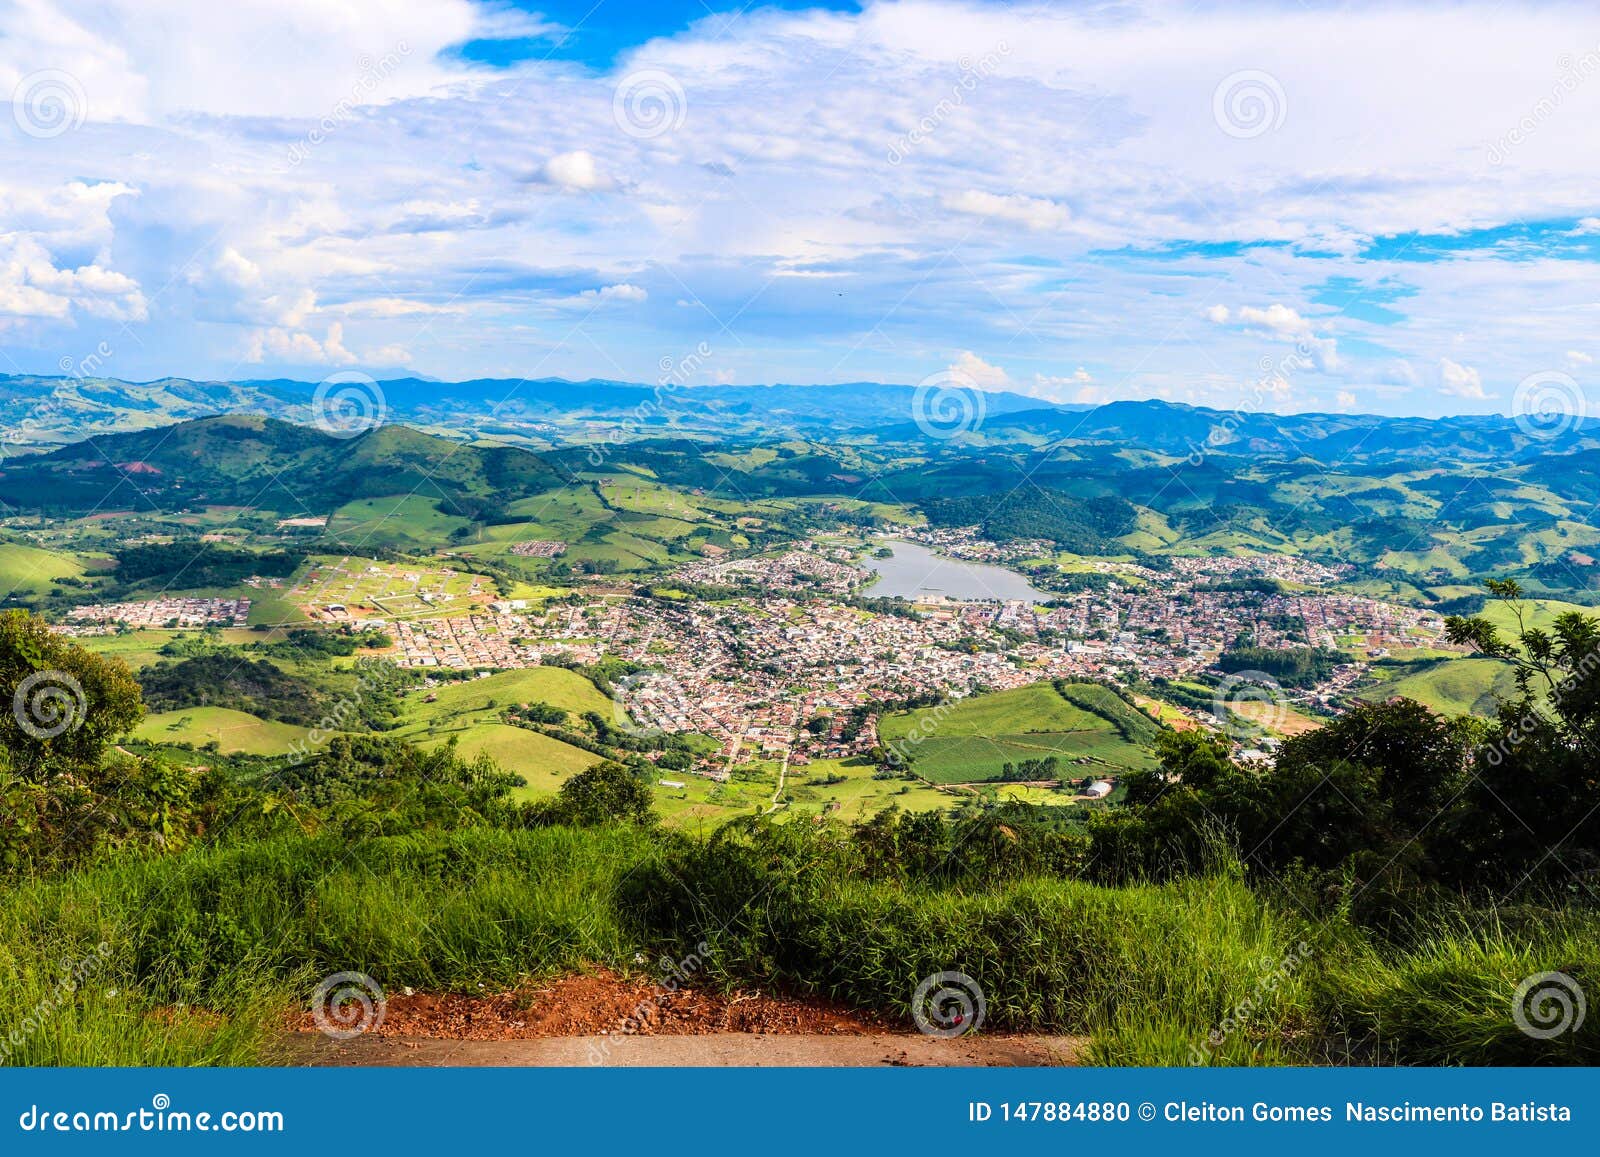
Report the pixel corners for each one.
[295,969,892,1042]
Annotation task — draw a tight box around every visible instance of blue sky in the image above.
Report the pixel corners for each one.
[2,0,1600,417]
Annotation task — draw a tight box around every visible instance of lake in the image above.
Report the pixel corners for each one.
[859,539,1053,603]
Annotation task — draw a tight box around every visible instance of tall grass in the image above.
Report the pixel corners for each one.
[0,826,661,1065]
[1,823,1594,1066]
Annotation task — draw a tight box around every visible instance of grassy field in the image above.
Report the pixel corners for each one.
[1231,699,1323,737]
[1356,657,1520,718]
[133,706,309,756]
[783,756,960,820]
[880,681,1161,783]
[389,667,614,794]
[323,495,474,550]
[0,539,87,597]
[397,667,613,725]
[286,554,491,621]
[1479,595,1594,635]
[430,722,602,794]
[74,628,262,670]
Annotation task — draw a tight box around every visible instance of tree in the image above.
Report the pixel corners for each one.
[530,761,655,827]
[0,610,144,781]
[1445,579,1600,879]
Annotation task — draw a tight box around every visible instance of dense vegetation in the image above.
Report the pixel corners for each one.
[921,485,1136,551]
[108,541,302,593]
[1215,645,1351,688]
[137,655,333,727]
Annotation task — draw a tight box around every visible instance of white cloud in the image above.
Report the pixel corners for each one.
[245,323,359,366]
[1025,366,1094,403]
[1566,350,1592,368]
[1236,304,1313,338]
[1212,303,1341,372]
[332,297,460,319]
[943,191,1070,232]
[0,234,147,324]
[947,350,1011,390]
[540,150,610,193]
[1439,357,1487,399]
[550,283,648,309]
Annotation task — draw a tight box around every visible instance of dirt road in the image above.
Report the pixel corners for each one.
[294,1031,1081,1067]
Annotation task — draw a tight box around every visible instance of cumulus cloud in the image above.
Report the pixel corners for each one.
[947,350,1011,390]
[1211,303,1341,373]
[1439,357,1487,399]
[0,235,147,325]
[1025,367,1095,403]
[245,322,359,366]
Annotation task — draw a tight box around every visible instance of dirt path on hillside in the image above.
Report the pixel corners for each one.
[294,1031,1080,1067]
[282,969,1082,1067]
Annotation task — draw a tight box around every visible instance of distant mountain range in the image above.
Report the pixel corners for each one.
[0,373,1053,450]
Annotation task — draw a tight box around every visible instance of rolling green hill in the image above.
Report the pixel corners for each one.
[391,667,613,794]
[1356,657,1520,718]
[133,706,312,756]
[0,416,567,520]
[0,539,87,598]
